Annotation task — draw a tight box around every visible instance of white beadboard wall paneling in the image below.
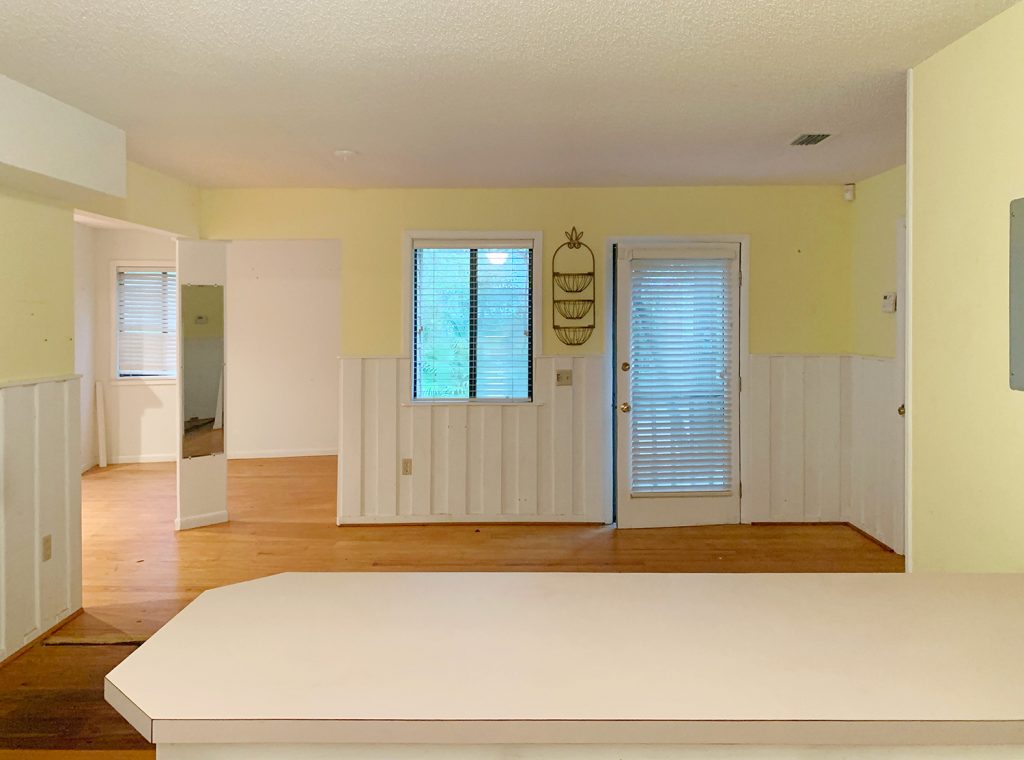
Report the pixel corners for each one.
[843,356,905,553]
[337,356,611,524]
[744,354,904,553]
[0,376,82,663]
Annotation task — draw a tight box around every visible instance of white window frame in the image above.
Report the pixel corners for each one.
[403,230,543,405]
[110,259,178,385]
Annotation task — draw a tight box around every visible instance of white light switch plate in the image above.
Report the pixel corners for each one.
[881,292,897,313]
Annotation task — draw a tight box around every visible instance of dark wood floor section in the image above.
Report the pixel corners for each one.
[0,456,903,757]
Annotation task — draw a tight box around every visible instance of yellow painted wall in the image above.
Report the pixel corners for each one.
[850,165,906,358]
[910,1,1024,570]
[0,162,200,384]
[0,189,74,382]
[202,185,853,357]
[81,162,201,238]
[182,285,225,338]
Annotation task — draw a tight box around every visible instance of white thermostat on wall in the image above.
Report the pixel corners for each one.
[881,292,897,313]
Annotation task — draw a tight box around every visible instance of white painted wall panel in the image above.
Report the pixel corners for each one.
[744,355,903,553]
[225,241,341,459]
[338,353,900,544]
[803,357,842,522]
[90,226,178,464]
[0,75,126,200]
[74,224,99,472]
[337,356,611,523]
[0,376,81,662]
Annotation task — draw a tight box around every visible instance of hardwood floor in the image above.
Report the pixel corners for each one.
[0,456,902,757]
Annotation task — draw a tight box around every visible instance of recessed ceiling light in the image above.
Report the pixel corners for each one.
[333,149,359,160]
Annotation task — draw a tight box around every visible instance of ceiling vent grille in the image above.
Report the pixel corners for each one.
[791,133,831,146]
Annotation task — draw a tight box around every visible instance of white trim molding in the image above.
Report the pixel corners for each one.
[0,375,83,662]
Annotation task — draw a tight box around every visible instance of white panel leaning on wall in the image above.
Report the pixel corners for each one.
[337,356,611,524]
[0,375,83,662]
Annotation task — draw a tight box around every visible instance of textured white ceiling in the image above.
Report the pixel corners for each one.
[0,0,1016,188]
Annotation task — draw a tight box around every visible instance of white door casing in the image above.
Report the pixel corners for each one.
[615,242,742,528]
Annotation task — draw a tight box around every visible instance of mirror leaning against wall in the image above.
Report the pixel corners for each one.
[181,284,225,458]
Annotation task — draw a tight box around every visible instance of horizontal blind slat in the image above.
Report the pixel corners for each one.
[630,257,734,494]
[116,268,177,378]
[413,247,532,400]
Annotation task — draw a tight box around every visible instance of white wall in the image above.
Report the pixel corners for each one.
[91,227,179,464]
[0,75,125,201]
[225,241,341,459]
[0,376,82,662]
[74,224,98,472]
[83,235,342,465]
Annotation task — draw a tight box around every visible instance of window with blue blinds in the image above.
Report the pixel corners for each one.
[629,257,734,493]
[116,267,177,378]
[413,246,532,400]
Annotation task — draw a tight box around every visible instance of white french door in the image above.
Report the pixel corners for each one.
[615,242,741,528]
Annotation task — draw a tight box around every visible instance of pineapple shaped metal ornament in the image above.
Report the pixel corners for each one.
[552,227,596,346]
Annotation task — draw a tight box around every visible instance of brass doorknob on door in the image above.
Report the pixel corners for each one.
[621,362,631,371]
[620,402,631,413]
[898,404,906,417]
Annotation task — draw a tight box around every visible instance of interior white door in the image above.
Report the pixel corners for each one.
[616,243,741,528]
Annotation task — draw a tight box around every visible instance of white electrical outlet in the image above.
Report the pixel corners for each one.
[401,458,413,476]
[556,369,573,386]
[42,534,52,562]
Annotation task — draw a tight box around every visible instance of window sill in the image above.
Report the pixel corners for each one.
[402,400,544,407]
[110,377,177,387]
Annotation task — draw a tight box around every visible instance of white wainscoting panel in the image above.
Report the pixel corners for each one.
[743,355,904,553]
[843,356,905,554]
[337,357,611,524]
[0,376,83,661]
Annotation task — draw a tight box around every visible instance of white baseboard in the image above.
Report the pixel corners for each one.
[112,453,176,464]
[175,510,229,531]
[227,448,337,460]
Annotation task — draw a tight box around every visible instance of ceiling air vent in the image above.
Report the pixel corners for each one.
[791,133,831,146]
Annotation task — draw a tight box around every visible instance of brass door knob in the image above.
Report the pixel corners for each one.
[621,362,631,371]
[897,404,906,417]
[619,402,631,413]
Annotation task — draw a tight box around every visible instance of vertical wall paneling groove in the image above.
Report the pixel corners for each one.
[741,356,772,522]
[745,355,903,552]
[803,357,842,522]
[377,358,399,518]
[0,377,81,661]
[64,380,82,615]
[769,358,806,521]
[337,359,363,521]
[411,402,433,517]
[336,354,900,548]
[338,357,610,523]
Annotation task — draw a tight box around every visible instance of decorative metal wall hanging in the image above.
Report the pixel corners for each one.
[552,227,596,346]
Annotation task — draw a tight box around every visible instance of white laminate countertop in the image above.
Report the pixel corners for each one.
[105,572,1024,745]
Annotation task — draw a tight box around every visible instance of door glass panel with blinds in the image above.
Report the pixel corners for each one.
[615,243,740,528]
[413,243,532,401]
[116,267,177,378]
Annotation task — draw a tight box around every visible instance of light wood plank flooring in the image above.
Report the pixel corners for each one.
[0,456,902,757]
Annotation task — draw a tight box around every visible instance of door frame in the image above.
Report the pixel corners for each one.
[606,235,751,525]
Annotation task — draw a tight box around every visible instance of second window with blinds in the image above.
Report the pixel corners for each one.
[411,235,537,402]
[115,265,177,379]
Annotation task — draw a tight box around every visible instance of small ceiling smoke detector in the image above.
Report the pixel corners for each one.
[333,149,359,160]
[790,134,831,146]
